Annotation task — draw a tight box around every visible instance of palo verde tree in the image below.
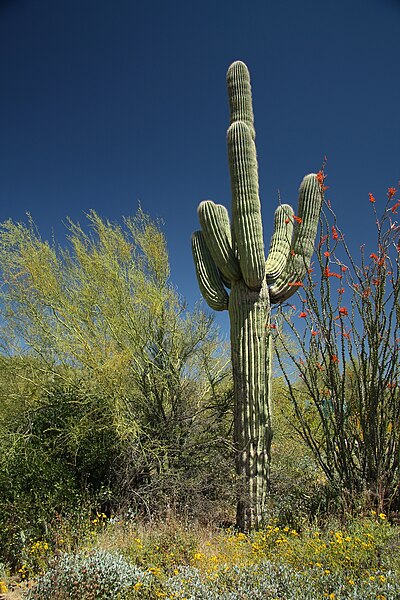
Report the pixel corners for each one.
[192,61,323,530]
[274,183,400,514]
[0,209,229,508]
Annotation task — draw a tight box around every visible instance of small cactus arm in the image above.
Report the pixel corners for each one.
[192,61,323,531]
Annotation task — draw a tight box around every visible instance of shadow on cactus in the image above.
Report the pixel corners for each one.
[192,61,323,531]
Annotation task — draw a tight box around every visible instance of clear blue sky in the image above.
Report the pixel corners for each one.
[1,0,399,335]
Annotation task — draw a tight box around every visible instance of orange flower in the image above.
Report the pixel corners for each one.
[293,215,302,224]
[316,171,329,192]
[299,312,307,318]
[324,251,330,257]
[387,187,397,198]
[331,355,339,363]
[369,193,376,203]
[370,253,379,261]
[288,281,304,287]
[339,307,348,316]
[341,266,348,272]
[311,330,319,337]
[319,234,328,247]
[285,218,290,224]
[338,288,345,294]
[324,266,342,279]
[270,324,277,329]
[391,201,400,213]
[332,226,339,240]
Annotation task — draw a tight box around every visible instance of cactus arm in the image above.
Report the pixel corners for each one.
[227,60,256,140]
[191,231,229,311]
[197,200,241,282]
[227,121,266,290]
[265,204,294,279]
[268,174,322,303]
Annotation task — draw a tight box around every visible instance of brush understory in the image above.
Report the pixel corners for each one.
[1,510,399,600]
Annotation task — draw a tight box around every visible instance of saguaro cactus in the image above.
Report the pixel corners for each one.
[192,61,323,531]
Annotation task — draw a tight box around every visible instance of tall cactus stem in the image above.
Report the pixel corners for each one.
[228,122,265,290]
[227,60,256,140]
[229,278,272,529]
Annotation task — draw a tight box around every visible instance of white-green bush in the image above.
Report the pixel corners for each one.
[26,548,152,599]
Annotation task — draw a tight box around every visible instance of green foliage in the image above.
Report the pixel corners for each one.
[0,370,121,567]
[0,209,233,569]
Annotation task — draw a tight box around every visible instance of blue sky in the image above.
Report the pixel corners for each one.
[1,0,399,335]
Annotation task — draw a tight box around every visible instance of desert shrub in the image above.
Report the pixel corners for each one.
[26,549,153,600]
[0,377,120,569]
[0,433,80,569]
[116,439,237,526]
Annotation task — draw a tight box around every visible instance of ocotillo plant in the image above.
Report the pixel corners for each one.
[192,61,323,531]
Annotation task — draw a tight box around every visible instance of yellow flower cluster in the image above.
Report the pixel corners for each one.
[29,540,49,554]
[185,516,393,592]
[91,512,108,526]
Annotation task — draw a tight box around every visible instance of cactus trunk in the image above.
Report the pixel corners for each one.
[192,61,322,530]
[230,278,272,531]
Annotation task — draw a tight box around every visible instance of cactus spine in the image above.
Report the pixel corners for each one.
[192,61,323,531]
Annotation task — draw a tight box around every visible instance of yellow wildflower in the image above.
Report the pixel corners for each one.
[0,581,8,593]
[193,552,204,561]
